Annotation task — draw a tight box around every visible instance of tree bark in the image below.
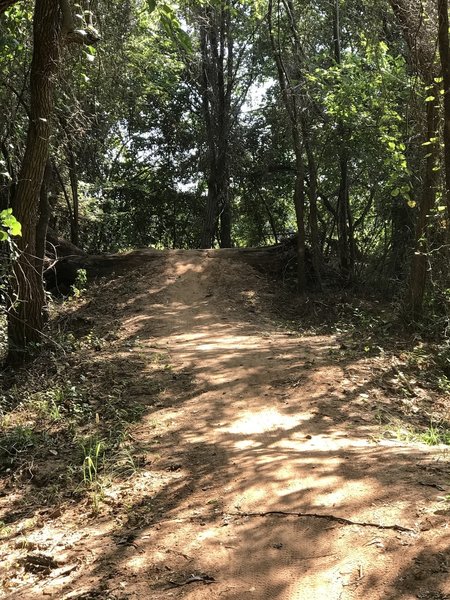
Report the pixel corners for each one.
[267,0,306,293]
[293,147,307,293]
[36,160,52,271]
[199,1,233,249]
[7,0,62,364]
[333,0,354,282]
[388,0,441,317]
[301,122,322,289]
[336,137,352,279]
[219,197,232,248]
[438,0,450,225]
[67,148,80,246]
[406,84,439,318]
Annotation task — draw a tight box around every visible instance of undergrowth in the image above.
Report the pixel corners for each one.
[0,278,164,514]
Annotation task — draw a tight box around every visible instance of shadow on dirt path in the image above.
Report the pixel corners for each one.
[1,250,450,600]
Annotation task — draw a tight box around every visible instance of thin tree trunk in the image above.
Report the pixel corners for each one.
[438,0,450,227]
[333,0,354,282]
[268,0,306,293]
[36,160,52,270]
[336,139,351,278]
[0,141,15,211]
[219,192,232,248]
[302,123,322,289]
[388,0,441,315]
[253,185,279,244]
[67,148,79,246]
[390,197,414,279]
[7,0,61,364]
[54,162,74,230]
[199,1,233,249]
[406,84,439,318]
[293,147,307,293]
[201,174,219,248]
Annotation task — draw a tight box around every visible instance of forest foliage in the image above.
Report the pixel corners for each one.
[0,0,449,362]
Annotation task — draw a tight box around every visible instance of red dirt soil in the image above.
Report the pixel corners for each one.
[1,250,450,600]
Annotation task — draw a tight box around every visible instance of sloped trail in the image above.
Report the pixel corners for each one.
[3,250,450,599]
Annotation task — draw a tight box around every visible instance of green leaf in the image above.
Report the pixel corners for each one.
[425,96,435,102]
[0,209,21,237]
[8,220,21,236]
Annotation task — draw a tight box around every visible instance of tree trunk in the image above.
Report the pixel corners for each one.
[198,1,233,249]
[302,123,322,289]
[219,194,232,248]
[333,0,354,282]
[293,150,307,293]
[7,0,61,364]
[336,139,352,279]
[438,0,450,226]
[267,0,306,293]
[390,197,414,279]
[201,172,219,248]
[36,160,52,271]
[67,148,80,246]
[406,84,439,318]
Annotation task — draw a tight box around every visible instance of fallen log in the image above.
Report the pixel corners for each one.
[44,241,302,293]
[46,227,86,258]
[205,244,298,274]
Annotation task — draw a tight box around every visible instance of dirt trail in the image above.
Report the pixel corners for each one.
[3,250,450,600]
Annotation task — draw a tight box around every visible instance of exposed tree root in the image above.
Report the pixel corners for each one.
[228,510,415,533]
[167,574,216,588]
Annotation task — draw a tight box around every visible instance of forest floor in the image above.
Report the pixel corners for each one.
[1,250,450,599]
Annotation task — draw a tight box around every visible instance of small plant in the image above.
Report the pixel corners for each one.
[383,419,450,446]
[80,437,105,512]
[437,375,450,393]
[0,426,37,455]
[420,423,450,446]
[71,268,88,298]
[0,521,12,539]
[112,445,140,477]
[34,395,62,421]
[81,437,104,485]
[32,382,88,421]
[82,331,104,351]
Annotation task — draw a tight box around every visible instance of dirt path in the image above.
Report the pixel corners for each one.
[2,250,450,599]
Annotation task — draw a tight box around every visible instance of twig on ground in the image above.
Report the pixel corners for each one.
[418,481,446,491]
[167,574,216,588]
[227,510,415,533]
